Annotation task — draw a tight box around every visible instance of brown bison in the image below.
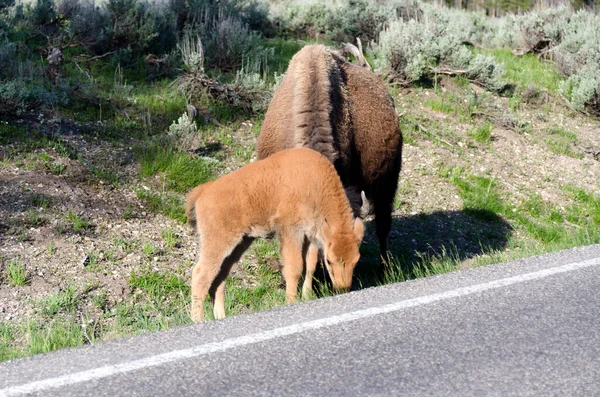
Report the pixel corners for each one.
[257,44,403,273]
[186,148,364,321]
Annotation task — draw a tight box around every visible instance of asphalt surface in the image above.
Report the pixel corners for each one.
[1,244,599,396]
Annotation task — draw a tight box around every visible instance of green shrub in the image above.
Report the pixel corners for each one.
[553,11,600,112]
[0,39,15,79]
[0,81,54,116]
[191,7,270,72]
[513,7,567,54]
[376,10,509,93]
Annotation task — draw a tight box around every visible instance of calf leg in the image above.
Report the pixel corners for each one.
[191,255,221,322]
[210,237,254,319]
[191,237,241,322]
[302,244,319,299]
[280,234,304,303]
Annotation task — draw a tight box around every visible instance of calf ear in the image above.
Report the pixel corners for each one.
[353,218,364,242]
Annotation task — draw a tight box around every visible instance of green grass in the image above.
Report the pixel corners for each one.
[138,145,216,193]
[383,246,461,283]
[252,238,280,266]
[544,126,581,159]
[24,209,45,227]
[0,125,78,160]
[0,320,85,362]
[264,38,304,76]
[6,259,30,286]
[160,229,180,249]
[135,189,186,223]
[40,285,80,316]
[142,241,158,258]
[479,48,562,92]
[398,113,462,149]
[469,123,492,143]
[31,194,50,209]
[64,210,93,235]
[449,170,600,247]
[26,320,85,356]
[115,269,192,332]
[426,95,456,114]
[129,270,189,302]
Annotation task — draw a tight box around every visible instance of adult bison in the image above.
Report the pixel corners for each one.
[257,45,403,273]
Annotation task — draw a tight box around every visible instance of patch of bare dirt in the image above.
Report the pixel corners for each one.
[0,144,198,323]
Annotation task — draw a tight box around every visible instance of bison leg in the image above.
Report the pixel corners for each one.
[373,166,401,277]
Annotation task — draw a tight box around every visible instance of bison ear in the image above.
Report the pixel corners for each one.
[322,221,332,243]
[353,218,364,242]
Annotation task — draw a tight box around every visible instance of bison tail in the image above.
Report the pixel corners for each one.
[185,182,211,233]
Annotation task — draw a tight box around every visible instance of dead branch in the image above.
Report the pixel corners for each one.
[72,51,116,62]
[429,66,469,76]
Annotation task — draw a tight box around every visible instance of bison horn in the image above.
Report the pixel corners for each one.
[360,191,371,218]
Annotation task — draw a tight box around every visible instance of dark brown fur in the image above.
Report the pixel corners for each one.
[257,45,403,270]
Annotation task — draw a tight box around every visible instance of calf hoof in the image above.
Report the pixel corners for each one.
[191,305,204,323]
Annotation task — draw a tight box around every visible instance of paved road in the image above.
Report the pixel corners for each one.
[1,245,600,396]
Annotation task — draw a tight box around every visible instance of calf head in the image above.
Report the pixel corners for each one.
[321,218,364,291]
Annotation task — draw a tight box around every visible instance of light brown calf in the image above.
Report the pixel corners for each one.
[185,148,364,322]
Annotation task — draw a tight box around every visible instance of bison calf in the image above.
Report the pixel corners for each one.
[186,148,364,322]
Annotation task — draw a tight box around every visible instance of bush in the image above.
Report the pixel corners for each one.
[190,7,269,72]
[375,10,509,93]
[271,0,393,42]
[0,81,55,116]
[550,10,600,112]
[55,0,109,52]
[513,7,567,54]
[0,39,15,79]
[168,112,198,151]
[560,67,600,112]
[467,54,511,94]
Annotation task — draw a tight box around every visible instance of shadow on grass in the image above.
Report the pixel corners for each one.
[194,142,224,157]
[311,209,512,294]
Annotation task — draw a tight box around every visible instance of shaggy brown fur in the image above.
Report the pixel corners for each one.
[257,45,403,272]
[185,148,364,322]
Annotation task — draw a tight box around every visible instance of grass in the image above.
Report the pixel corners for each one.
[136,188,186,223]
[142,241,158,258]
[6,259,30,286]
[137,145,217,193]
[469,123,493,143]
[544,126,581,159]
[0,320,85,362]
[160,229,180,249]
[40,285,80,316]
[1,26,600,365]
[31,194,50,208]
[64,210,93,235]
[449,171,600,248]
[480,48,563,92]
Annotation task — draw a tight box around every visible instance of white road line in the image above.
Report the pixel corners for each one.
[2,257,599,396]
